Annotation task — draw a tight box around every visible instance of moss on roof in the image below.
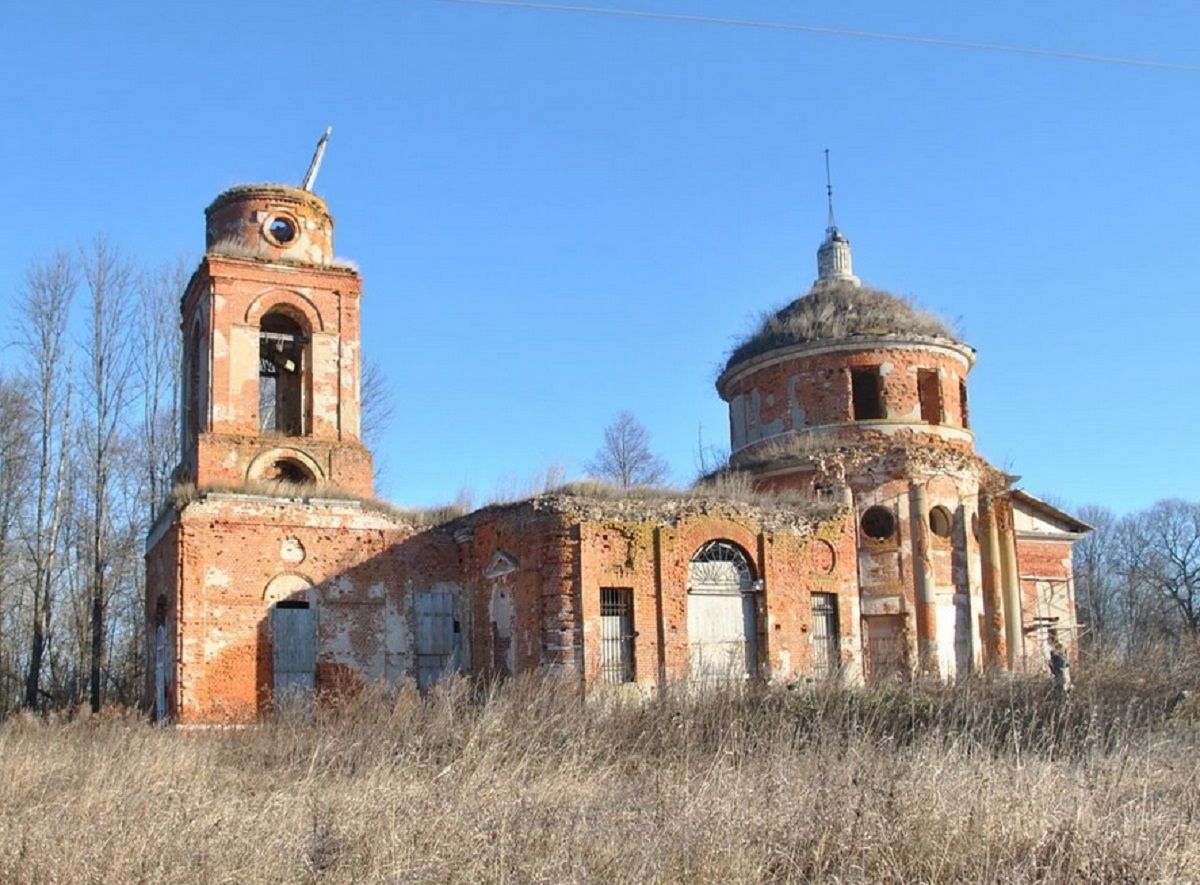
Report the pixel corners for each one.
[724,281,962,373]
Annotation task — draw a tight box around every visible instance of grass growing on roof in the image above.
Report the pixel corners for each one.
[725,281,962,372]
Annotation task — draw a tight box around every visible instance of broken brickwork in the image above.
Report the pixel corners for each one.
[145,180,1091,724]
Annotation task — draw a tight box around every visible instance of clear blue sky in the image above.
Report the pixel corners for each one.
[2,0,1197,515]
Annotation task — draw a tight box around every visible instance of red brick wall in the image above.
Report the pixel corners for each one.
[721,342,975,458]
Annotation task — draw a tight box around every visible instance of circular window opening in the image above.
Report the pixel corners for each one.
[266,216,297,245]
[861,506,897,542]
[929,506,953,539]
[267,458,315,486]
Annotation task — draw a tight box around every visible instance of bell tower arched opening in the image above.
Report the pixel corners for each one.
[258,310,310,437]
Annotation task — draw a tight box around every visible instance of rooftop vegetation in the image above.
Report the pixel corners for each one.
[725,281,962,372]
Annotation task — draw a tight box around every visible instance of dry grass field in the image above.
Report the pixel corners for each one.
[1,646,1198,884]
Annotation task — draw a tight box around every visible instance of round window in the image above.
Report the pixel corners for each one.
[860,506,897,542]
[929,506,953,539]
[265,215,297,245]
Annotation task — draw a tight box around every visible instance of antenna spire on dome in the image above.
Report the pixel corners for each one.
[815,149,860,287]
[824,148,837,232]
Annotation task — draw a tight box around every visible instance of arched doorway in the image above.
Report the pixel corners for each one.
[687,540,758,683]
[264,574,317,703]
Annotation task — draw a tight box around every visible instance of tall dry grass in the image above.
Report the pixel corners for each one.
[0,645,1197,883]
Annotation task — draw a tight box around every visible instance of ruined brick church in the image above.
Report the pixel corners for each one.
[145,163,1090,723]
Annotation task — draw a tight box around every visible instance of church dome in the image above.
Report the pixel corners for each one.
[723,280,962,374]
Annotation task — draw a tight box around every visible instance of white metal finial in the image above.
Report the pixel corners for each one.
[301,126,333,192]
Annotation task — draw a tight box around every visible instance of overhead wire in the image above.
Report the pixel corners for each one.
[423,0,1200,73]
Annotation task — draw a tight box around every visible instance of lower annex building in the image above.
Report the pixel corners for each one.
[145,175,1090,723]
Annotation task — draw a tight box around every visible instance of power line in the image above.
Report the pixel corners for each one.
[425,0,1200,73]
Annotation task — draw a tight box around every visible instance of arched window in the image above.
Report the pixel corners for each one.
[259,311,309,436]
[688,540,756,592]
[185,321,203,441]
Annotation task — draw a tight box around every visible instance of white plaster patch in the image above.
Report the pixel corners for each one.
[205,567,230,589]
[484,551,519,579]
[787,374,806,430]
[280,537,306,564]
[489,582,516,676]
[878,361,893,376]
[367,581,386,601]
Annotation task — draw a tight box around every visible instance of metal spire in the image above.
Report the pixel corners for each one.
[815,149,859,287]
[824,148,837,232]
[301,126,333,192]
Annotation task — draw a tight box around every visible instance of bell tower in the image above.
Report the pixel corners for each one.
[178,158,372,495]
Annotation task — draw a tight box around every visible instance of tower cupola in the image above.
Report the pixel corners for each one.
[815,226,859,287]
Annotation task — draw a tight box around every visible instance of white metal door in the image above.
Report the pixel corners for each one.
[272,605,316,701]
[687,543,756,683]
[415,589,458,692]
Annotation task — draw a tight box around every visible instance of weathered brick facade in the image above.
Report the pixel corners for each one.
[145,181,1089,724]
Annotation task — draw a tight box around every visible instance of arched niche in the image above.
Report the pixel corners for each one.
[264,572,317,607]
[247,447,325,487]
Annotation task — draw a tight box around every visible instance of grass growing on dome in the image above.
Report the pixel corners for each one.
[725,281,962,372]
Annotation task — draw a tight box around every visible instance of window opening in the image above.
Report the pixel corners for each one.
[600,588,635,684]
[186,323,202,440]
[266,458,316,486]
[267,216,297,245]
[959,381,970,429]
[861,506,897,542]
[917,369,943,425]
[809,593,840,679]
[851,368,884,420]
[259,313,308,436]
[275,599,311,609]
[689,540,755,592]
[929,506,953,539]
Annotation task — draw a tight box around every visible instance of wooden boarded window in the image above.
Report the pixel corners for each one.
[809,593,840,679]
[917,369,943,424]
[600,588,634,684]
[959,380,970,429]
[851,368,884,420]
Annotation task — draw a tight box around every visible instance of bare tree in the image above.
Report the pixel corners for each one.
[0,377,32,711]
[1073,504,1118,646]
[586,412,669,489]
[133,260,184,521]
[361,355,396,489]
[16,253,76,710]
[1136,499,1200,636]
[80,238,136,712]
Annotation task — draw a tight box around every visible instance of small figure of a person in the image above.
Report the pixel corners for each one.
[1048,640,1071,695]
